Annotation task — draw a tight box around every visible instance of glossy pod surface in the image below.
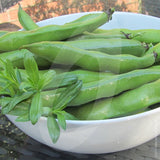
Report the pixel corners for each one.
[66,39,148,56]
[22,41,156,73]
[18,4,39,30]
[41,68,160,107]
[0,11,112,52]
[67,79,160,120]
[67,32,127,40]
[0,49,51,69]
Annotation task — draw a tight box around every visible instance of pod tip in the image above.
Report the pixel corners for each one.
[106,8,115,20]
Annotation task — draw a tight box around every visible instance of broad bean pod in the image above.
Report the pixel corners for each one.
[20,68,114,84]
[99,28,160,44]
[22,41,156,73]
[67,31,127,40]
[144,42,160,62]
[66,39,149,56]
[41,67,160,107]
[0,49,51,69]
[66,78,160,120]
[92,28,130,34]
[0,9,114,51]
[18,3,39,30]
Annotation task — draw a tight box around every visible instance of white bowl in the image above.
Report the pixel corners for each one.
[6,11,160,154]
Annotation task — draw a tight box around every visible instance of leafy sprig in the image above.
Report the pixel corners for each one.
[0,54,82,143]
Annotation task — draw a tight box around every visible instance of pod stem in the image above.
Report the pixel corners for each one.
[142,42,153,50]
[121,31,132,39]
[105,8,115,21]
[153,51,158,59]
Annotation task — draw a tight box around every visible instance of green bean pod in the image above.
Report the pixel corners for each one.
[66,9,113,27]
[22,41,156,73]
[121,29,160,44]
[0,49,51,69]
[92,28,130,34]
[92,28,160,44]
[67,31,127,40]
[66,39,148,56]
[69,69,114,83]
[0,10,113,51]
[66,78,160,120]
[18,3,39,30]
[19,68,114,83]
[41,67,160,107]
[144,42,160,62]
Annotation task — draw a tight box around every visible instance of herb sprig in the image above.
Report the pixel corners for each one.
[0,54,82,143]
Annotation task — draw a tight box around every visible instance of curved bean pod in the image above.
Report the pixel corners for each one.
[0,10,113,51]
[0,49,51,69]
[41,67,160,107]
[66,78,160,120]
[69,69,114,83]
[66,39,148,56]
[66,9,114,26]
[92,28,130,34]
[22,41,156,73]
[18,3,39,30]
[93,28,160,44]
[67,31,127,40]
[121,29,160,44]
[144,42,160,62]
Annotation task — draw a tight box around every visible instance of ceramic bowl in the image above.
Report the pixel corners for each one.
[6,11,160,154]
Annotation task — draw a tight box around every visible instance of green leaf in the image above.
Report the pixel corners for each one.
[47,115,60,143]
[41,107,52,117]
[63,111,78,120]
[4,60,15,79]
[38,70,56,90]
[19,81,34,92]
[24,54,39,88]
[9,102,29,116]
[30,92,42,125]
[43,73,78,91]
[0,97,12,109]
[56,112,66,130]
[15,112,30,122]
[0,81,16,96]
[53,80,82,111]
[15,68,22,84]
[2,91,34,114]
[0,60,20,91]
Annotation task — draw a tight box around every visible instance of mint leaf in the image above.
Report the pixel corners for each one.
[4,60,19,85]
[9,102,29,116]
[0,97,12,109]
[53,80,82,111]
[38,70,56,90]
[15,112,30,122]
[42,73,78,91]
[41,107,52,117]
[24,54,39,89]
[63,111,78,120]
[2,91,34,114]
[30,92,42,124]
[56,112,66,130]
[47,115,60,143]
[15,68,22,84]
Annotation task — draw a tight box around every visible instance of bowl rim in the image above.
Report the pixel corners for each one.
[38,106,160,125]
[36,10,160,27]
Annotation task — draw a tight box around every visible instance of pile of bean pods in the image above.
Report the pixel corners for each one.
[1,4,160,143]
